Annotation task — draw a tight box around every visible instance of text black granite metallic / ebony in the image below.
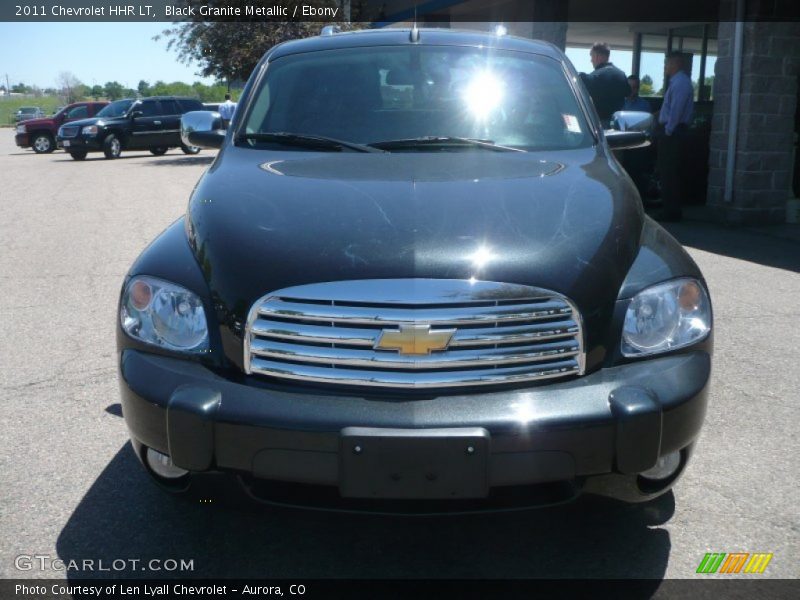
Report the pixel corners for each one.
[116,28,712,512]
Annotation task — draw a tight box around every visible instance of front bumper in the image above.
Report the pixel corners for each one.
[15,133,30,148]
[56,136,101,151]
[119,348,711,507]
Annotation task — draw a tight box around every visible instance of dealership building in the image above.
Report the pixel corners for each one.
[378,0,800,224]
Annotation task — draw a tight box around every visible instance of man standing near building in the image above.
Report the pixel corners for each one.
[219,93,237,128]
[580,42,630,126]
[654,52,694,221]
[623,75,652,112]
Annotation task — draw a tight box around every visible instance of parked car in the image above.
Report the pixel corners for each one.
[118,29,712,511]
[15,101,108,153]
[14,106,44,122]
[56,96,204,160]
[203,102,221,112]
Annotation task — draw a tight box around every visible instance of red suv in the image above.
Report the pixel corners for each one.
[15,101,108,154]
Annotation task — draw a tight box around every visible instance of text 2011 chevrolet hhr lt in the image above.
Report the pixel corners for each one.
[117,29,712,511]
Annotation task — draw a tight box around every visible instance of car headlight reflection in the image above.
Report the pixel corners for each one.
[121,276,209,353]
[82,125,98,136]
[622,278,711,357]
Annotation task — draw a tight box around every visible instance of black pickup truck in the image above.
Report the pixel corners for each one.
[56,96,204,160]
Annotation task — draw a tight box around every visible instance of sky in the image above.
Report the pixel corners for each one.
[0,22,215,90]
[0,22,715,93]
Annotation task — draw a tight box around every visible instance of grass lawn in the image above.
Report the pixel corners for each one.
[0,96,65,127]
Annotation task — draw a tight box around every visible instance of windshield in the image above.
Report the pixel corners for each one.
[242,45,591,151]
[96,99,134,118]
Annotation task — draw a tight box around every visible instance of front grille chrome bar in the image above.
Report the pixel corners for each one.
[249,357,581,388]
[244,279,585,389]
[258,298,572,326]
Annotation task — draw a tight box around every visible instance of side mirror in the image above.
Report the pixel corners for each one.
[610,110,653,134]
[606,110,653,150]
[181,111,225,149]
[130,110,143,119]
[605,130,650,150]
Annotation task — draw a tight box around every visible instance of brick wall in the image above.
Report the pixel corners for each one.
[708,13,800,223]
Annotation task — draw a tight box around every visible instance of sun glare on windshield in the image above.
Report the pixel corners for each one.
[462,70,505,120]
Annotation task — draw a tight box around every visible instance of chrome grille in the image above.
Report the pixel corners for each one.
[60,126,79,138]
[244,279,585,389]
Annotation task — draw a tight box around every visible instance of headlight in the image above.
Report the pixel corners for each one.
[120,276,209,353]
[82,125,98,136]
[16,124,26,134]
[621,278,711,357]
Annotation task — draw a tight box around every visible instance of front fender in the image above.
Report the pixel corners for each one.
[617,218,704,300]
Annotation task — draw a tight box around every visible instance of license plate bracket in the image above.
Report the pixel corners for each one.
[339,427,489,499]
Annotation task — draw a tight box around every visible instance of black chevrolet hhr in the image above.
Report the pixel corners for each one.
[117,28,712,511]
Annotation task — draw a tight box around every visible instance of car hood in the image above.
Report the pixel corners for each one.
[61,115,126,129]
[19,116,55,127]
[187,147,644,366]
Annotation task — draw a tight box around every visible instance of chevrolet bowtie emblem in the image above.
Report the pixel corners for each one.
[375,324,456,355]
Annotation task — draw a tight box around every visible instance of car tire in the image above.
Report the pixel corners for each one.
[149,147,169,156]
[103,133,122,159]
[69,150,88,161]
[181,144,201,155]
[31,133,55,154]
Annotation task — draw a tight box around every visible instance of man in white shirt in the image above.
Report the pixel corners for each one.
[219,93,237,128]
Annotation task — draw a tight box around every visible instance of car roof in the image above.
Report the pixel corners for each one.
[267,28,564,61]
[137,96,203,101]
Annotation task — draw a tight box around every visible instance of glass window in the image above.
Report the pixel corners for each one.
[66,105,88,119]
[138,100,160,117]
[96,99,134,118]
[178,99,203,113]
[160,100,180,115]
[243,46,592,151]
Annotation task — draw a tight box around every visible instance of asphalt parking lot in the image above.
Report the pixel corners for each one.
[0,134,798,581]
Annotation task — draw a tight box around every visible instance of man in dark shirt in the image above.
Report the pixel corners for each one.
[580,42,630,126]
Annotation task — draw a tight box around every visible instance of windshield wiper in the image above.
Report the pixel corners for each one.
[236,132,385,153]
[367,136,525,152]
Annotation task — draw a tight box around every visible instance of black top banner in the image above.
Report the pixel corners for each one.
[2,0,800,23]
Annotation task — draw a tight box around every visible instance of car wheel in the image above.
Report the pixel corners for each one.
[69,150,88,161]
[103,134,122,159]
[32,133,54,154]
[181,144,201,155]
[149,147,169,156]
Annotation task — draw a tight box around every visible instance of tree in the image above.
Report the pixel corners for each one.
[90,84,104,99]
[137,80,150,97]
[57,71,83,103]
[639,74,654,96]
[11,82,31,94]
[150,80,169,96]
[157,0,351,83]
[104,81,125,100]
[703,75,715,100]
